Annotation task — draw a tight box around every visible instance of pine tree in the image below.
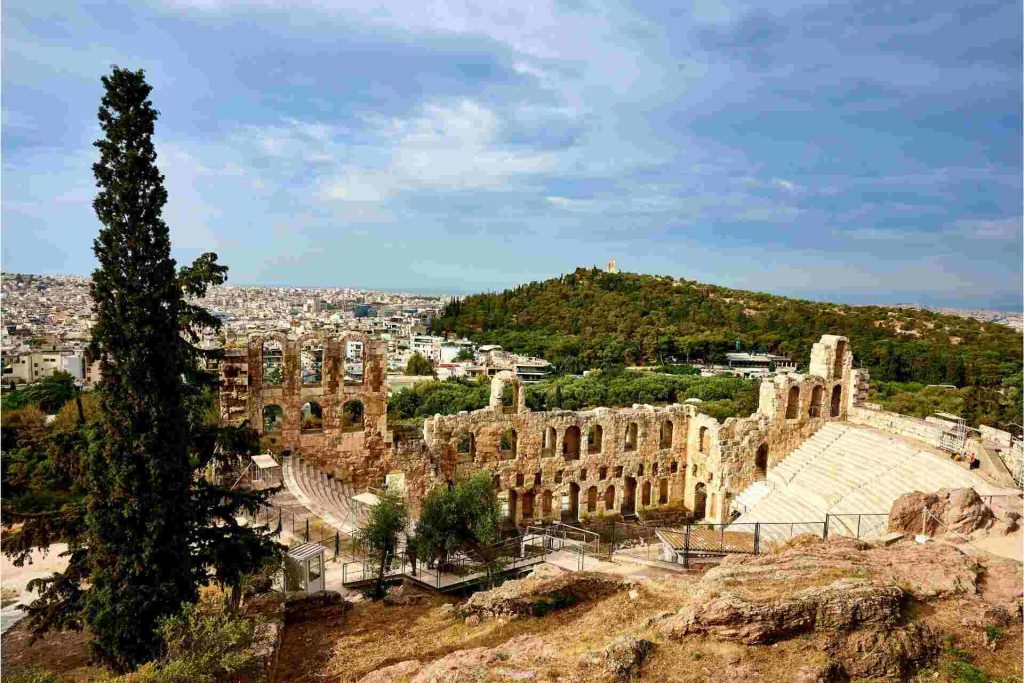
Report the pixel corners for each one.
[83,67,197,670]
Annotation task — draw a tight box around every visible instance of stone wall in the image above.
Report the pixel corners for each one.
[219,332,391,487]
[422,336,858,525]
[221,334,861,525]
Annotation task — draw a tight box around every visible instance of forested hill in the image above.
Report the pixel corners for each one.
[430,268,1022,388]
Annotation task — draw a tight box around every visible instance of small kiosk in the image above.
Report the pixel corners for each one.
[284,542,325,594]
[250,452,281,487]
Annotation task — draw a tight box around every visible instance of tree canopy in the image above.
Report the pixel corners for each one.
[430,268,1022,389]
[405,352,436,377]
[0,67,279,672]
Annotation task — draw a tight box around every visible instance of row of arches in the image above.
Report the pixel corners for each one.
[506,478,674,522]
[261,400,364,433]
[784,384,843,420]
[259,339,365,387]
[456,419,679,461]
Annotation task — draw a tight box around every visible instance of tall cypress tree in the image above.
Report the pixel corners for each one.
[84,67,196,670]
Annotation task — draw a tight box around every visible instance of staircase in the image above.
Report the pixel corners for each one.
[282,456,369,535]
[733,422,999,537]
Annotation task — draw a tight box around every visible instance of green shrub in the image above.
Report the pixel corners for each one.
[4,667,64,683]
[109,600,259,683]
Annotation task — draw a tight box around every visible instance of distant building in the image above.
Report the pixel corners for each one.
[469,345,553,383]
[410,334,443,363]
[353,303,376,318]
[440,339,474,363]
[1,350,87,384]
[607,258,619,274]
[724,351,796,378]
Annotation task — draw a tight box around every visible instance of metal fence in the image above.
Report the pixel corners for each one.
[341,535,548,591]
[825,513,889,540]
[609,515,891,568]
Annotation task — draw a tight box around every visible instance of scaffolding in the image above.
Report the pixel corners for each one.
[934,412,970,456]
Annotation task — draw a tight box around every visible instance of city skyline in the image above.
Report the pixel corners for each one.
[3,1,1022,309]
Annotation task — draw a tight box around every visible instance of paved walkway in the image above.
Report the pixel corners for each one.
[1,544,69,635]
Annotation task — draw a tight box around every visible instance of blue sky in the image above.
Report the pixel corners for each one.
[3,0,1021,309]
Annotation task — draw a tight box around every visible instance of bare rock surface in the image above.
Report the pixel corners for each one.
[658,536,990,679]
[664,579,903,644]
[460,564,625,619]
[578,635,653,682]
[888,487,995,537]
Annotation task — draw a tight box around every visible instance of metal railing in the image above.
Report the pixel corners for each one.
[609,514,891,568]
[824,513,889,541]
[341,534,548,591]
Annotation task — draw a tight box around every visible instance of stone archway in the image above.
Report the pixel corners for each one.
[830,384,842,417]
[785,386,800,419]
[586,486,598,513]
[622,477,637,515]
[641,480,652,507]
[563,426,581,460]
[693,483,707,520]
[521,490,535,520]
[565,482,580,522]
[755,443,768,480]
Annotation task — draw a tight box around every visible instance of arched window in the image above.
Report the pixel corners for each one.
[658,478,669,505]
[830,385,843,417]
[542,427,557,456]
[262,404,283,433]
[586,486,598,513]
[499,429,518,458]
[541,490,553,516]
[262,339,283,386]
[301,401,323,431]
[344,340,364,385]
[833,340,846,378]
[755,443,768,480]
[785,386,800,419]
[809,385,824,418]
[641,481,652,507]
[501,382,519,412]
[659,420,674,449]
[341,400,364,432]
[603,485,615,511]
[698,426,710,454]
[587,424,603,454]
[624,422,638,451]
[563,426,581,460]
[300,339,323,385]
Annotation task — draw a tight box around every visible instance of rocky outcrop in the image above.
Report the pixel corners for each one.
[459,564,626,619]
[659,536,987,679]
[888,487,995,537]
[664,579,904,644]
[578,636,653,683]
[284,590,348,623]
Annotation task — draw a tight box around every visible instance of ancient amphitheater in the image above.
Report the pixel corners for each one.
[220,334,1017,540]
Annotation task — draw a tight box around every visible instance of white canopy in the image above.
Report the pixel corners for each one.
[353,492,380,507]
[251,453,279,470]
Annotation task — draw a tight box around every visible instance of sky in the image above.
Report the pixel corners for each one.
[2,1,1022,309]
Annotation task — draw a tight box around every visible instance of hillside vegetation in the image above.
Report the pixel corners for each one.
[388,372,760,425]
[432,268,1021,386]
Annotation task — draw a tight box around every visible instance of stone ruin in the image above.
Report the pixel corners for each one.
[218,332,391,484]
[221,334,859,524]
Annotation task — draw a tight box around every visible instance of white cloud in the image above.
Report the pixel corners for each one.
[320,99,557,203]
[951,217,1021,240]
